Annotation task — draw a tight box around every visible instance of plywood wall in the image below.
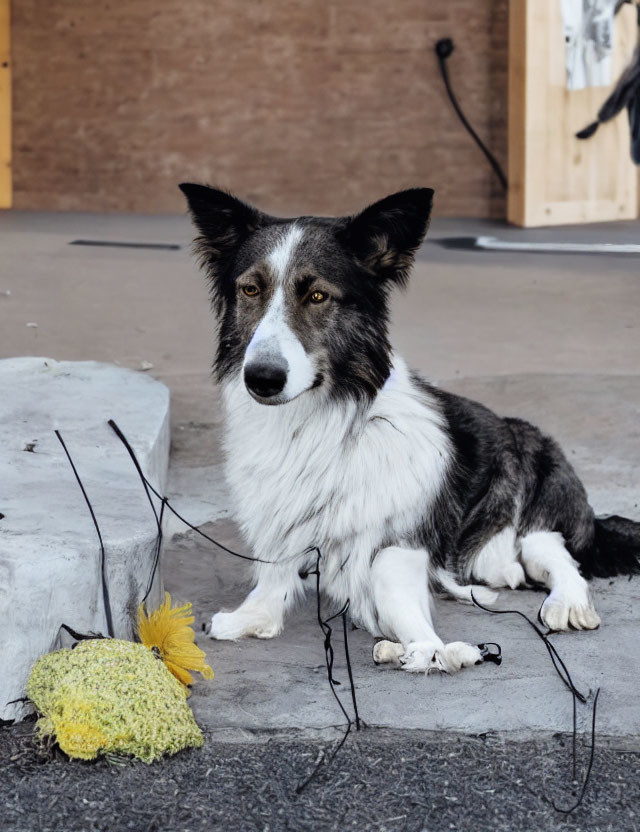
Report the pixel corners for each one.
[508,0,638,226]
[10,0,508,217]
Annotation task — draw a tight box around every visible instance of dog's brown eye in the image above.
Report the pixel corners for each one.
[242,285,260,297]
[310,290,327,304]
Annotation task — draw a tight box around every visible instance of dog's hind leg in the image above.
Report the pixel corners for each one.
[520,531,601,631]
[370,546,484,674]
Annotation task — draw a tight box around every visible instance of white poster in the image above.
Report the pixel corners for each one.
[560,0,617,89]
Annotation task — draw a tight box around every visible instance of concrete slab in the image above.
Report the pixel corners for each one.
[0,357,170,721]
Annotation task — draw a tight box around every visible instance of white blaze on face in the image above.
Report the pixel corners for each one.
[243,225,316,403]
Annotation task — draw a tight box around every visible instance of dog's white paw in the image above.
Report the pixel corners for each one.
[208,611,281,640]
[372,640,405,665]
[398,640,483,674]
[438,641,485,672]
[374,639,484,673]
[399,640,446,673]
[540,591,601,631]
[208,612,246,640]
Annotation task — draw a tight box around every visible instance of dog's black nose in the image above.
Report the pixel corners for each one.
[244,362,287,399]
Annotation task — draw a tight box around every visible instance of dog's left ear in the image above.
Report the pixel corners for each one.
[338,188,434,285]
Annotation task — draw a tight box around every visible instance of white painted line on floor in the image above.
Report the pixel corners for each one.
[475,236,640,254]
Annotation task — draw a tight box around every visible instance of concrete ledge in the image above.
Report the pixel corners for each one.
[0,358,170,721]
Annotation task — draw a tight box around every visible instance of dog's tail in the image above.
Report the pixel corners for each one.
[580,515,640,578]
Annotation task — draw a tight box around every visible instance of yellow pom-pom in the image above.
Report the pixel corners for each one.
[27,640,203,762]
[137,592,214,688]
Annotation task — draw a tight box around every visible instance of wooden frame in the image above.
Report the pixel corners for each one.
[0,0,10,209]
[508,0,638,227]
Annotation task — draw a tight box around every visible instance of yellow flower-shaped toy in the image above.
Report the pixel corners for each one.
[138,593,214,688]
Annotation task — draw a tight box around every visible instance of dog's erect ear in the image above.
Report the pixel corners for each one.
[179,184,269,273]
[338,188,434,286]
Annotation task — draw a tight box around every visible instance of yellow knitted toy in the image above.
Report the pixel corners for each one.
[27,594,213,763]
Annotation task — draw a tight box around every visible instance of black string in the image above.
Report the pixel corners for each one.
[58,624,106,642]
[342,609,362,729]
[108,419,274,565]
[435,38,508,191]
[143,496,167,605]
[55,430,114,638]
[554,688,601,814]
[296,548,364,793]
[471,591,587,702]
[108,419,365,786]
[471,591,599,814]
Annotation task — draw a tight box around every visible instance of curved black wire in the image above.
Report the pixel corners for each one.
[142,496,167,605]
[471,591,587,702]
[435,38,508,191]
[296,547,363,793]
[553,688,601,814]
[108,419,273,565]
[108,420,364,791]
[55,430,114,637]
[471,591,599,814]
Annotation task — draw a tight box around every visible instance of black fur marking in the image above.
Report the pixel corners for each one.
[411,379,639,581]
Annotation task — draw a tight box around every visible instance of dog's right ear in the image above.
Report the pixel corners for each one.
[179,184,268,274]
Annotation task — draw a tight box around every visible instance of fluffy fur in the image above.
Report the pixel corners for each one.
[180,183,640,674]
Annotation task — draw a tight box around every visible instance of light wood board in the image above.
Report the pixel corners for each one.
[0,0,10,209]
[508,0,638,227]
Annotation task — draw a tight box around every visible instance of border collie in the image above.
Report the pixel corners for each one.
[180,184,640,674]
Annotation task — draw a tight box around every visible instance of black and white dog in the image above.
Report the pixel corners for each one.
[180,184,640,674]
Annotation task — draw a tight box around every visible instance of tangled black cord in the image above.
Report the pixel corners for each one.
[107,421,364,791]
[471,591,601,814]
[45,420,599,813]
[295,548,364,792]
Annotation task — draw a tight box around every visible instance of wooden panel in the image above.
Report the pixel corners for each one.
[508,0,637,227]
[0,0,10,208]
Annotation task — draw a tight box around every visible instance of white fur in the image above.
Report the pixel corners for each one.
[434,567,499,606]
[369,549,483,673]
[469,526,526,589]
[210,356,478,671]
[244,286,316,401]
[266,224,305,284]
[520,531,601,631]
[208,354,600,670]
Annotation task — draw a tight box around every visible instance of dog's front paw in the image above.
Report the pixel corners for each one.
[208,612,246,640]
[374,639,485,674]
[208,610,282,640]
[399,640,446,674]
[373,640,405,665]
[397,640,483,674]
[438,641,484,672]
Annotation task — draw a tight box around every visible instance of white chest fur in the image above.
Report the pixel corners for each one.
[221,357,451,603]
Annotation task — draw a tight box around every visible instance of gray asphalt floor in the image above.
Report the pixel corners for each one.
[2,721,639,832]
